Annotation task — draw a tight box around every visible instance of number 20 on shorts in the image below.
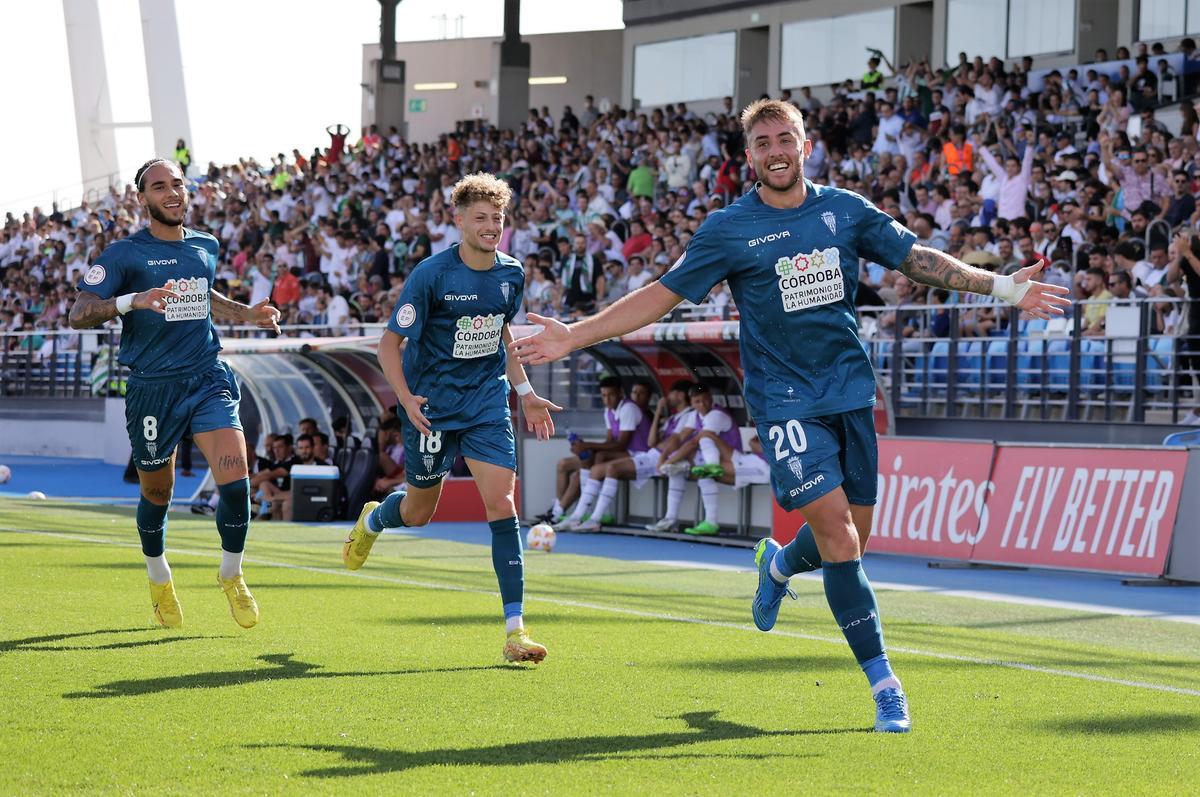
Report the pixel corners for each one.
[767,420,807,461]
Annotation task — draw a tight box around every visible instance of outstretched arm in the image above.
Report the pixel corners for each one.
[503,325,562,441]
[211,289,281,333]
[69,285,179,329]
[898,244,995,294]
[510,280,683,365]
[898,244,1071,319]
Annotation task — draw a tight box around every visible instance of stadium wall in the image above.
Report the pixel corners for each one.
[0,398,129,464]
[362,31,623,143]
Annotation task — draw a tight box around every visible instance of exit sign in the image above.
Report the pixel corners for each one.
[408,98,427,112]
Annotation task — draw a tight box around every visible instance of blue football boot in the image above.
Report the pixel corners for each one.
[752,538,795,631]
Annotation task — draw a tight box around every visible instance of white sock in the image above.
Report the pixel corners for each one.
[145,555,171,584]
[666,473,685,521]
[207,492,219,509]
[699,478,719,525]
[699,437,720,465]
[219,550,243,580]
[505,615,524,634]
[769,555,789,585]
[589,477,620,521]
[570,477,603,520]
[871,675,903,695]
[551,498,564,517]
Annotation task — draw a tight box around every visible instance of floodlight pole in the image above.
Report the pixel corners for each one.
[371,0,407,139]
[492,0,530,133]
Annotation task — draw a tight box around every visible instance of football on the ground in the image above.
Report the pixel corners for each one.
[527,523,557,552]
[0,464,11,484]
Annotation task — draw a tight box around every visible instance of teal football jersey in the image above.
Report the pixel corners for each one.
[77,228,222,377]
[660,181,917,422]
[386,244,525,430]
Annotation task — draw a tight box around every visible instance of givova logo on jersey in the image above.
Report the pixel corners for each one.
[161,276,210,322]
[453,313,504,359]
[774,247,845,312]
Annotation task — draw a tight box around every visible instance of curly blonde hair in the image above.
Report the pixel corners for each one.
[450,172,513,211]
[740,99,806,142]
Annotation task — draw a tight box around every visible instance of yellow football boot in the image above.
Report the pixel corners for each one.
[217,573,259,629]
[503,628,547,664]
[343,501,381,570]
[149,579,183,628]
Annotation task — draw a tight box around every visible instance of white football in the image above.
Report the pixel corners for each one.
[527,523,557,552]
[26,491,46,500]
[0,464,10,484]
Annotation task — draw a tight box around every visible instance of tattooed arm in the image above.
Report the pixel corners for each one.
[69,285,178,329]
[68,292,119,329]
[897,244,994,295]
[897,244,1072,319]
[211,289,281,332]
[211,289,253,324]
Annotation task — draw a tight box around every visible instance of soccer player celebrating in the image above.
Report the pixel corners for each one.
[511,100,1070,730]
[342,173,561,664]
[70,158,281,629]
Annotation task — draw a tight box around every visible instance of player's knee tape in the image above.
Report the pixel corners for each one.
[216,477,251,553]
[489,516,524,617]
[136,497,169,557]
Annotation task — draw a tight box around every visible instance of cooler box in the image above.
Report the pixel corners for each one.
[291,464,341,522]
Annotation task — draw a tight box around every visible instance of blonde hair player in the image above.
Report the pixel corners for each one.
[511,100,1070,729]
[343,172,562,664]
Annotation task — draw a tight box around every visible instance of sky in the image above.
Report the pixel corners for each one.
[0,0,623,218]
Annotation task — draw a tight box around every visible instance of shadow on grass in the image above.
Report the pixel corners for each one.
[1,627,227,654]
[385,611,670,628]
[63,653,513,699]
[658,655,871,674]
[254,711,853,777]
[1043,712,1200,735]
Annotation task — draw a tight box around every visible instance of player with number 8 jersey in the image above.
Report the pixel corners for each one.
[341,172,562,664]
[70,159,282,632]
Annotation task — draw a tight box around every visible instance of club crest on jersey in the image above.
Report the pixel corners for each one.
[786,456,804,482]
[422,454,436,472]
[773,247,845,312]
[500,282,511,302]
[821,212,837,234]
[146,442,157,458]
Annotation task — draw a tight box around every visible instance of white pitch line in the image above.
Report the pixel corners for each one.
[7,527,1200,698]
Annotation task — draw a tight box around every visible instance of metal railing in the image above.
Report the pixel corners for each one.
[0,328,123,398]
[859,298,1200,424]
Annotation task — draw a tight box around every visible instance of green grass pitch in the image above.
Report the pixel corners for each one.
[1,499,1197,794]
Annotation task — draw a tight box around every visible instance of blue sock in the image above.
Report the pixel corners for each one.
[136,497,169,557]
[823,559,890,686]
[369,490,406,532]
[774,523,823,577]
[216,478,251,553]
[489,517,523,619]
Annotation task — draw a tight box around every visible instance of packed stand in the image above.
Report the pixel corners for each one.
[1,39,1199,367]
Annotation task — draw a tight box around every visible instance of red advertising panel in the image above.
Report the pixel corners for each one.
[974,446,1186,576]
[868,439,996,560]
[771,439,1186,577]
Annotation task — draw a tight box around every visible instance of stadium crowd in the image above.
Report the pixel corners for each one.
[3,39,1200,360]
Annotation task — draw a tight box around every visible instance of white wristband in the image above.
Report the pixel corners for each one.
[990,274,1031,305]
[513,381,534,396]
[115,293,136,315]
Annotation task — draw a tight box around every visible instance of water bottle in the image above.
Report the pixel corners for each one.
[567,429,590,461]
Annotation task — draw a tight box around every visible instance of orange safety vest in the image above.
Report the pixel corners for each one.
[943,141,973,175]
